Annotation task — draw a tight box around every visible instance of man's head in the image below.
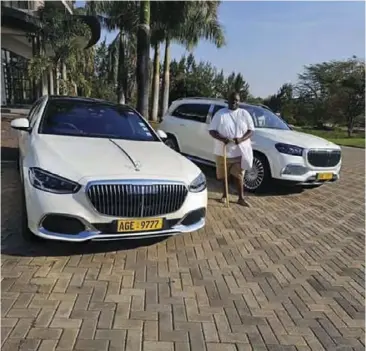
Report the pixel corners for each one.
[228,92,240,110]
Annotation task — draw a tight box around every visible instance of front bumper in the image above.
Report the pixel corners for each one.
[37,216,206,242]
[269,152,342,185]
[24,175,207,242]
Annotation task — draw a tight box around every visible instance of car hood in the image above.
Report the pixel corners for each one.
[254,128,341,149]
[32,135,200,184]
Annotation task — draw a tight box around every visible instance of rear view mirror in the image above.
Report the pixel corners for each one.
[11,118,31,132]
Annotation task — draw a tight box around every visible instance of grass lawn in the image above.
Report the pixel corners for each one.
[298,129,365,149]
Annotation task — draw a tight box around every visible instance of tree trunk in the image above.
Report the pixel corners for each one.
[347,122,353,137]
[61,62,67,95]
[55,63,60,95]
[48,66,54,95]
[161,36,170,117]
[117,33,126,104]
[136,0,150,118]
[151,42,160,122]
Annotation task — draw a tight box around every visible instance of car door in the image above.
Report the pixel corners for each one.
[170,102,211,160]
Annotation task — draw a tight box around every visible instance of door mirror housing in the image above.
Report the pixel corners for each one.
[156,129,168,140]
[10,118,31,132]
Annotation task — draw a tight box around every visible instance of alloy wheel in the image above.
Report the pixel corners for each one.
[165,138,178,151]
[244,157,265,190]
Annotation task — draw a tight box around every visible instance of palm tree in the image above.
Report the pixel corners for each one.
[160,1,226,116]
[136,1,150,117]
[86,1,139,104]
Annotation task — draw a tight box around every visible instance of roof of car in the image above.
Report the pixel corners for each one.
[171,97,262,109]
[47,95,131,108]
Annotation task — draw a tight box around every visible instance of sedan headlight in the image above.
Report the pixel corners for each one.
[275,143,304,156]
[28,167,81,194]
[189,172,206,192]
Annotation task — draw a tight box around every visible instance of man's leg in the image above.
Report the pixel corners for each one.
[232,163,249,206]
[215,156,228,201]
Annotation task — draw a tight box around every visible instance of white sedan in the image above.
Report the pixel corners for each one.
[11,96,207,242]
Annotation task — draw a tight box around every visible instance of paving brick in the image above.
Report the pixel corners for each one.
[1,140,365,351]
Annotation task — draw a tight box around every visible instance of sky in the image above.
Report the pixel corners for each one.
[76,1,365,98]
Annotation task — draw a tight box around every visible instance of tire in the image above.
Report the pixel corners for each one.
[165,136,180,152]
[244,153,271,193]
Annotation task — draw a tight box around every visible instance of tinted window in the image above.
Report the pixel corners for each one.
[241,104,290,130]
[39,100,159,142]
[172,103,209,123]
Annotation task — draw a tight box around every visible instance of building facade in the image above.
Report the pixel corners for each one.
[1,0,99,107]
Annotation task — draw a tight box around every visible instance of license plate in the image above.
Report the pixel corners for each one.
[117,218,163,232]
[317,173,333,180]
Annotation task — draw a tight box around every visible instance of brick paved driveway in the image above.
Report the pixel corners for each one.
[1,118,365,350]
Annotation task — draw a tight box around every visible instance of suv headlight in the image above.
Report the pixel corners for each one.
[275,143,304,156]
[28,167,81,194]
[189,172,206,192]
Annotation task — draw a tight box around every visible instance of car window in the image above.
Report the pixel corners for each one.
[172,103,210,123]
[38,100,159,142]
[241,104,290,130]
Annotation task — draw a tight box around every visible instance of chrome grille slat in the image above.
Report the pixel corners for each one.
[87,183,188,218]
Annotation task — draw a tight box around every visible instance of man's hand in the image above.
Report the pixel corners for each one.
[224,138,234,145]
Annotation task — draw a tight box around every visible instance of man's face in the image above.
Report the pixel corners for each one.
[228,94,240,110]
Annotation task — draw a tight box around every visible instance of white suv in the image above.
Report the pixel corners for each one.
[159,97,342,192]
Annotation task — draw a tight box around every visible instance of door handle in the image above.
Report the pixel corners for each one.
[179,124,185,127]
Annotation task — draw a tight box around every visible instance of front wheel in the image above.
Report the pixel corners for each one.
[244,154,271,193]
[165,136,180,152]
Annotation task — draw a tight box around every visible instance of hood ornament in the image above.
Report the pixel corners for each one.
[134,161,141,171]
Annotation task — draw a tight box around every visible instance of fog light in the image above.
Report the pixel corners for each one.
[282,164,308,175]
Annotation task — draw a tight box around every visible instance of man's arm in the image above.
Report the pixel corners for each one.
[209,130,230,144]
[235,129,253,144]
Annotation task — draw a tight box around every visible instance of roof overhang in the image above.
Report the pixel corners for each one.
[1,5,101,49]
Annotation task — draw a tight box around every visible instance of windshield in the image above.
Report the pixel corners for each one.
[241,104,290,130]
[39,100,159,142]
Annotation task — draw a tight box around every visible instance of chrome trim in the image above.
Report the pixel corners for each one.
[108,139,141,171]
[85,179,188,218]
[36,218,206,242]
[39,213,97,232]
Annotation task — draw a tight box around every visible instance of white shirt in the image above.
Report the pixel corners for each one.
[209,107,255,160]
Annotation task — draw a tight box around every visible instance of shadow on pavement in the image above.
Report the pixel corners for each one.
[1,234,168,258]
[1,146,18,162]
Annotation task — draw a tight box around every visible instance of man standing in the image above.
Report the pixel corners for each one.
[209,92,255,206]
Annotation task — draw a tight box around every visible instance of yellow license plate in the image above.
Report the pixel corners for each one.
[117,218,163,232]
[317,173,333,180]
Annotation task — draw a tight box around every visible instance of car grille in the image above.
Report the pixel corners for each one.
[307,149,341,167]
[87,183,188,217]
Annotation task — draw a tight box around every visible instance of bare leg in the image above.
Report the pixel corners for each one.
[236,175,249,207]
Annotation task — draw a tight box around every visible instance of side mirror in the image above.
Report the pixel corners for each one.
[10,118,31,132]
[156,129,167,140]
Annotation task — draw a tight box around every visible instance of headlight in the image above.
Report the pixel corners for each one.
[275,143,304,156]
[189,172,206,192]
[28,167,81,194]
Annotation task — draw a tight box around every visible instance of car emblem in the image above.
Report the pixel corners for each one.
[134,161,141,171]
